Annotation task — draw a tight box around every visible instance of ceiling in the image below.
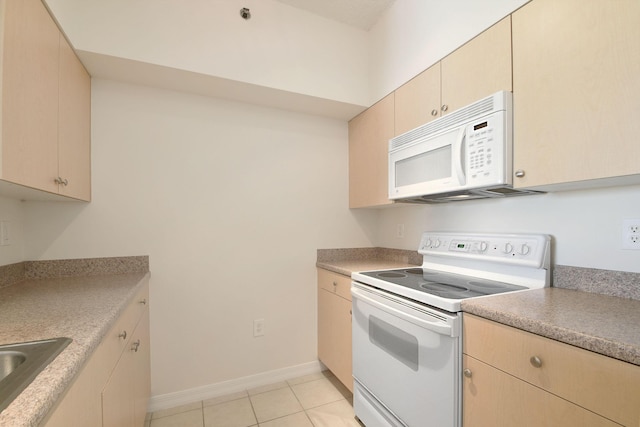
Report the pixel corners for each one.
[273,0,395,30]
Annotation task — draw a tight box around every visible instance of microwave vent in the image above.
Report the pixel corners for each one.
[390,94,499,151]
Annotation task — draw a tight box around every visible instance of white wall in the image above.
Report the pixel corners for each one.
[23,79,377,396]
[0,196,25,266]
[373,185,640,274]
[368,0,530,102]
[44,0,370,107]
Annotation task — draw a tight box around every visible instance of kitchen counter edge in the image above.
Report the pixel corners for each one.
[461,287,640,367]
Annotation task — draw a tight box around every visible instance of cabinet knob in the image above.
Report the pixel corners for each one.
[463,368,472,378]
[139,298,147,305]
[431,109,439,116]
[441,104,449,112]
[54,177,69,186]
[118,330,127,340]
[131,339,141,352]
[530,356,543,368]
[515,170,526,178]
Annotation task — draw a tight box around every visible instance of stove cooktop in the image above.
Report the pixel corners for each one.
[360,268,527,300]
[352,232,551,312]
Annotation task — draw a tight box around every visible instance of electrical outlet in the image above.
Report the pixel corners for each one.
[253,319,264,337]
[622,219,640,250]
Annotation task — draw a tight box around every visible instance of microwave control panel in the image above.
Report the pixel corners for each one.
[465,114,505,184]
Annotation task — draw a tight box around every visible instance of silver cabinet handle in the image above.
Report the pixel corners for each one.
[131,340,141,352]
[118,331,127,340]
[431,109,439,116]
[515,170,525,178]
[463,368,472,378]
[441,104,449,112]
[530,356,543,368]
[54,177,69,186]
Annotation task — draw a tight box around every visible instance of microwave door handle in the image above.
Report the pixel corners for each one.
[454,127,466,185]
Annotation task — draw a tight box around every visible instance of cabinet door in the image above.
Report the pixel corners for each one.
[463,355,620,427]
[348,93,394,208]
[102,348,135,427]
[394,63,441,135]
[103,309,150,427]
[441,16,512,115]
[317,287,335,371]
[330,293,353,392]
[318,288,353,392]
[512,0,640,188]
[1,0,59,193]
[58,35,91,201]
[132,309,151,427]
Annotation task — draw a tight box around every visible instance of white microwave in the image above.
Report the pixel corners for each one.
[389,91,541,203]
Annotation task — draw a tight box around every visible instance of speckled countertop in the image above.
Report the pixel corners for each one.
[461,288,640,366]
[316,247,421,276]
[0,257,149,427]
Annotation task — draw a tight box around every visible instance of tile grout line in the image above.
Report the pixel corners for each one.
[286,381,316,427]
[247,389,260,427]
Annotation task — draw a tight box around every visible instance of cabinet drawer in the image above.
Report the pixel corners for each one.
[463,314,640,426]
[463,355,620,427]
[317,268,352,301]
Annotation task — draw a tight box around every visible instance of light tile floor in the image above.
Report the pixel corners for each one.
[146,371,362,427]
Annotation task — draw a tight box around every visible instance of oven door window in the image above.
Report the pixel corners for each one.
[369,315,419,371]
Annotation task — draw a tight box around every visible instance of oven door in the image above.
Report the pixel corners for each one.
[351,283,461,427]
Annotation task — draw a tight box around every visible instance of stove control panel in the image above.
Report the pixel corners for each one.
[419,232,551,268]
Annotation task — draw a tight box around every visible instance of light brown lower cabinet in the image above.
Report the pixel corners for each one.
[43,281,150,427]
[463,314,640,427]
[102,309,150,427]
[463,355,619,427]
[317,268,353,392]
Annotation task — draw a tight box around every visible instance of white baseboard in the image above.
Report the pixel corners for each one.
[148,360,324,413]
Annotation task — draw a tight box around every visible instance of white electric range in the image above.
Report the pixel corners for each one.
[350,231,551,427]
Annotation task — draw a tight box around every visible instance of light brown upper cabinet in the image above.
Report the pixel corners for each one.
[1,0,91,201]
[394,63,441,136]
[348,93,394,208]
[395,17,512,136]
[511,0,640,190]
[58,35,92,201]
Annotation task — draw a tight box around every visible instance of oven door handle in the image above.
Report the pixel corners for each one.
[352,286,455,337]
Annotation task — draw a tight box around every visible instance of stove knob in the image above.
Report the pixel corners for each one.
[478,241,488,252]
[425,238,433,248]
[518,244,531,256]
[503,243,513,254]
[433,239,442,248]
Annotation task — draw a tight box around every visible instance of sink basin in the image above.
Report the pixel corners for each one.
[0,352,27,382]
[0,337,72,414]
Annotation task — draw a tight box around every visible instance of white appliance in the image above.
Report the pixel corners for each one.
[389,91,541,203]
[351,231,551,427]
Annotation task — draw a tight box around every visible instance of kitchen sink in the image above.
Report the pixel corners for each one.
[0,337,72,414]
